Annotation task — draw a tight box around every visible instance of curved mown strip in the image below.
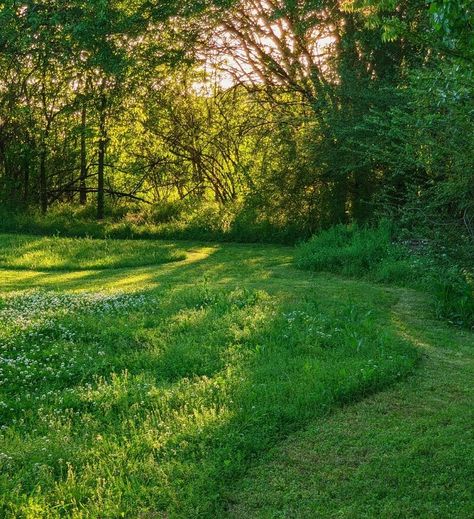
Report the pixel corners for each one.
[226,290,474,518]
[0,242,421,518]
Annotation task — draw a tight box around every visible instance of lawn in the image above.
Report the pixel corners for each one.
[0,234,472,518]
[0,234,186,271]
[228,292,474,518]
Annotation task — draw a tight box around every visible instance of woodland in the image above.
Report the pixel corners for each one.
[0,1,473,517]
[0,0,472,237]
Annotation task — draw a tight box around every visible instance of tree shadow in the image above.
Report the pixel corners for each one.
[0,241,426,516]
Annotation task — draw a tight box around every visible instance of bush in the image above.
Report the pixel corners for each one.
[142,201,185,224]
[0,201,305,244]
[432,267,474,326]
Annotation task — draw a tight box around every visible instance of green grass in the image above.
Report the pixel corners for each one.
[0,234,186,270]
[296,222,474,328]
[227,292,474,518]
[0,233,472,518]
[0,203,303,245]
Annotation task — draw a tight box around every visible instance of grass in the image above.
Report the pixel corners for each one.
[0,234,186,270]
[0,203,303,245]
[227,292,474,518]
[0,233,472,517]
[296,222,474,328]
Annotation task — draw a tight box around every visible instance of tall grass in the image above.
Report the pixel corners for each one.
[296,222,474,328]
[296,221,397,277]
[0,203,307,245]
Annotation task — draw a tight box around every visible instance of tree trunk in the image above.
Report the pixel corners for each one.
[23,157,29,203]
[40,147,48,214]
[97,94,107,220]
[80,103,88,205]
[330,174,349,224]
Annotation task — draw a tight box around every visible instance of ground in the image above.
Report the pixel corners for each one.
[0,234,472,518]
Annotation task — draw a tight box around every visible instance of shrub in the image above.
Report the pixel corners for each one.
[432,267,474,326]
[143,201,185,224]
[0,201,306,244]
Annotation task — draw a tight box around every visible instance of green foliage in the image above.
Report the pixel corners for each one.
[431,266,474,326]
[430,0,474,55]
[352,61,474,240]
[296,221,396,276]
[141,200,184,224]
[0,203,306,244]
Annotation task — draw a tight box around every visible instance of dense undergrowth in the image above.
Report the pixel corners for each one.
[0,203,306,245]
[296,221,474,329]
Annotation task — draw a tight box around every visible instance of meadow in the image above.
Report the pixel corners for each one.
[0,233,472,518]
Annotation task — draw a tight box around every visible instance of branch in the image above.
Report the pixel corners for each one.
[49,188,152,204]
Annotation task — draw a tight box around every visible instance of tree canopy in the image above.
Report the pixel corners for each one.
[0,0,472,241]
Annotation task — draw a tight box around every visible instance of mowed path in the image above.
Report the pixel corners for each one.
[227,291,474,518]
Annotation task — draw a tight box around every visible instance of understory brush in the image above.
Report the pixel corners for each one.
[0,202,307,245]
[296,221,474,328]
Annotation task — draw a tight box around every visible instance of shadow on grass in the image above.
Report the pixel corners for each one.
[0,241,295,293]
[0,242,422,517]
[0,233,188,272]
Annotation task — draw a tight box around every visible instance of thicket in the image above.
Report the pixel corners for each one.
[1,1,472,239]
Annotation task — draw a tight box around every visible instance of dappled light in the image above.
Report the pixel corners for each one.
[0,235,427,516]
[0,235,187,271]
[0,232,473,517]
